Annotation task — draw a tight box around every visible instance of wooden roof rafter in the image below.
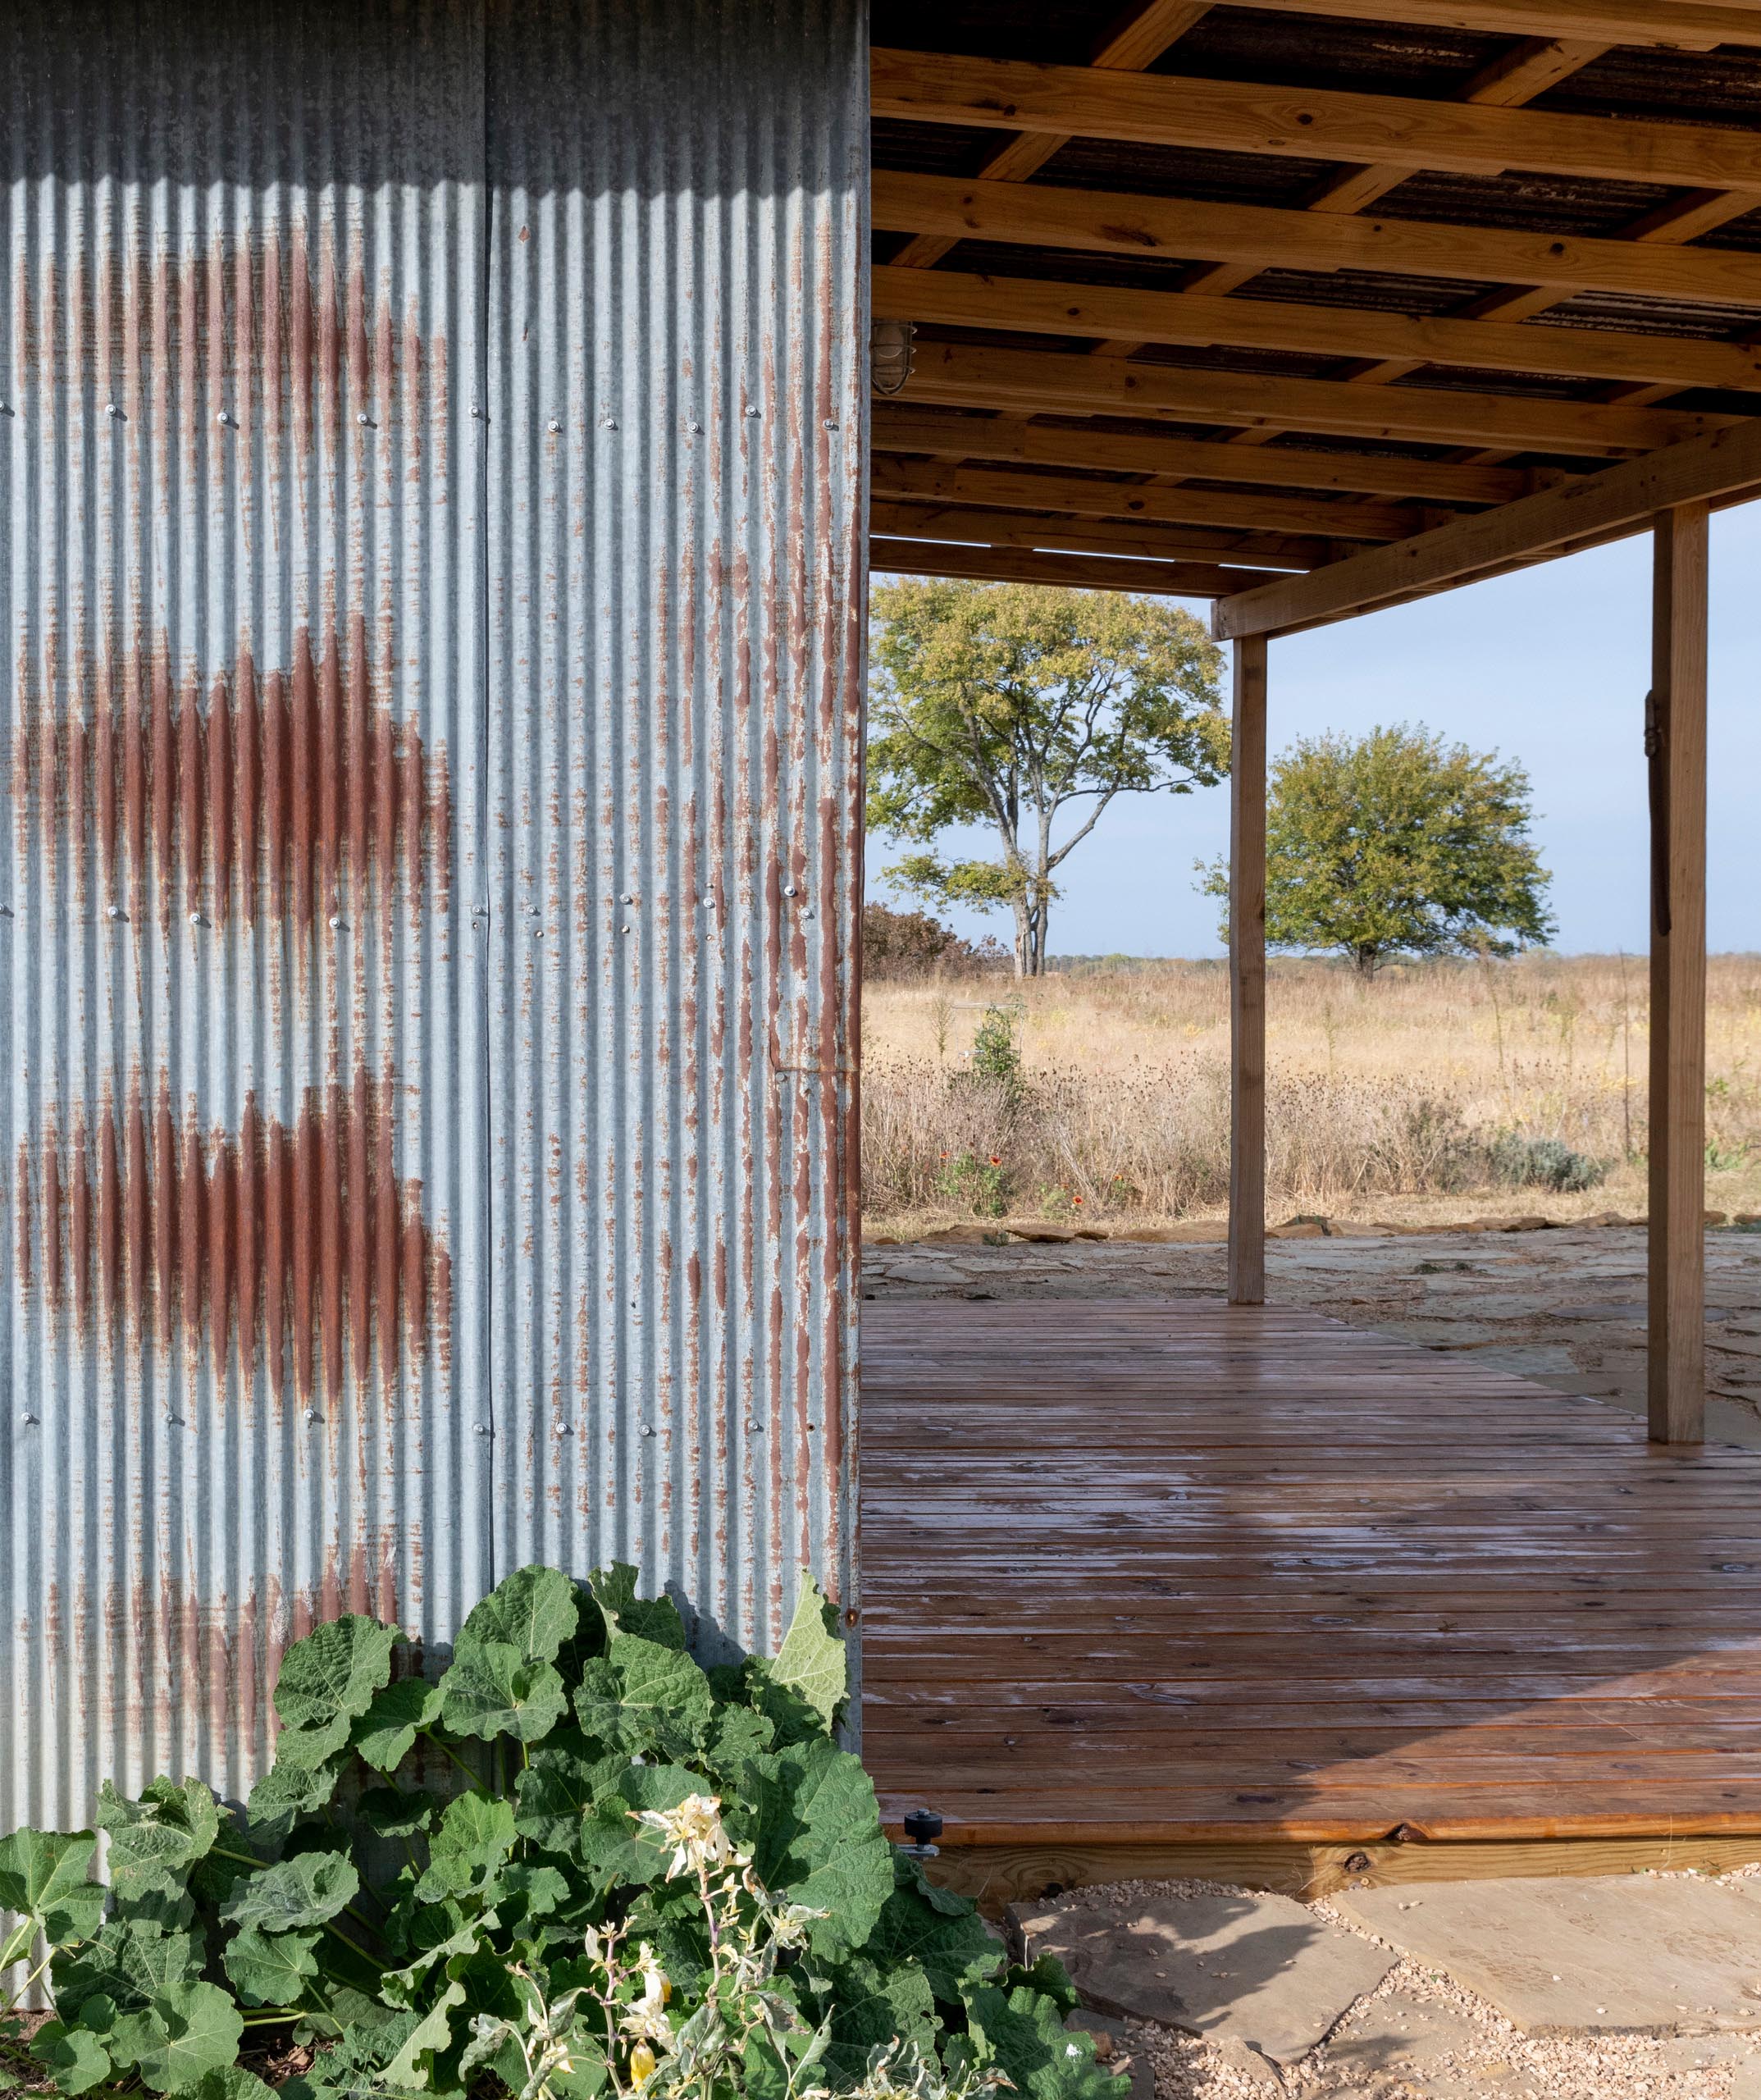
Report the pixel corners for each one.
[866,0,1761,603]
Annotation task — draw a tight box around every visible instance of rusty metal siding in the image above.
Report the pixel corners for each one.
[1,1,492,1837]
[484,0,868,1658]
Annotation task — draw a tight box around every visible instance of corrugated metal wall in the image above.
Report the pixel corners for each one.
[485,0,867,1663]
[2,0,865,1838]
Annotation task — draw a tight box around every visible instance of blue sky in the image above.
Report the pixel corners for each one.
[869,501,1761,960]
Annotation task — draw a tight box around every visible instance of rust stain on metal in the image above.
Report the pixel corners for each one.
[22,1070,450,1404]
[12,616,451,929]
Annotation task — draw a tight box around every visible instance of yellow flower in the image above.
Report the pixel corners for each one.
[630,2043,658,2087]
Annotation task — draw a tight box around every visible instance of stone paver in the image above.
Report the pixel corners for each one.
[1323,1988,1485,2083]
[1011,1887,1395,2066]
[1334,1876,1761,2036]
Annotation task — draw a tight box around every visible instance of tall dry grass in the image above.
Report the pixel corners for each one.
[861,953,1761,1230]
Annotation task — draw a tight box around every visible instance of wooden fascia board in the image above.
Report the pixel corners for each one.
[1212,417,1761,638]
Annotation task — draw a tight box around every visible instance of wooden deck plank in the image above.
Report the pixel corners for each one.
[860,1300,1761,1847]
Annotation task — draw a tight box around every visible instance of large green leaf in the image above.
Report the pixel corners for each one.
[0,1828,103,1942]
[380,1981,465,2090]
[573,1634,714,1758]
[356,1788,436,1842]
[512,1736,624,1854]
[54,1906,202,2015]
[244,1760,339,1848]
[577,1765,705,1887]
[820,1955,938,2086]
[96,1779,221,1883]
[217,1852,358,1935]
[414,1792,517,1903]
[29,2021,113,2096]
[767,1580,846,1732]
[272,1616,399,1746]
[350,1677,444,1773]
[221,1924,321,2006]
[960,1986,1125,2100]
[192,2069,279,2100]
[457,1565,580,1666]
[439,1641,567,1743]
[587,1564,687,1650]
[864,1880,1003,2005]
[745,1739,892,1959]
[107,1981,244,2095]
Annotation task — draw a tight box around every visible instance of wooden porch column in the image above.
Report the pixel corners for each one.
[1229,632,1268,1307]
[1648,503,1709,1446]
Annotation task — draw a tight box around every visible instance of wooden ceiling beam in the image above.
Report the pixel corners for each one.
[870,404,1535,503]
[870,48,1761,193]
[873,454,1418,540]
[1213,417,1761,638]
[870,499,1322,567]
[891,0,1215,270]
[871,170,1761,310]
[899,340,1740,454]
[869,537,1277,596]
[873,263,1761,394]
[1214,0,1758,52]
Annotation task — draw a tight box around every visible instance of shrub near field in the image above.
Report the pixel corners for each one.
[862,953,1761,1231]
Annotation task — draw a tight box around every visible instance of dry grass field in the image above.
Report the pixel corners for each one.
[861,952,1761,1235]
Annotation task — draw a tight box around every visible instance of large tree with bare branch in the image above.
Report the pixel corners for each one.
[867,580,1228,975]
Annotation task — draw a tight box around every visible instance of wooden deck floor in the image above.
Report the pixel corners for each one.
[861,1300,1761,1873]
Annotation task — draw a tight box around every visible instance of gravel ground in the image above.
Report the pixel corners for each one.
[1061,1874,1761,2099]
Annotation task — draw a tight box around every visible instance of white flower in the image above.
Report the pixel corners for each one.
[634,1792,732,1879]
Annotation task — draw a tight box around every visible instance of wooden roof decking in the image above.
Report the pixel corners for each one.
[867,0,1761,623]
[861,1299,1761,1871]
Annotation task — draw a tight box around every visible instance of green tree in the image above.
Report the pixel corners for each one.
[868,580,1227,976]
[1202,723,1553,978]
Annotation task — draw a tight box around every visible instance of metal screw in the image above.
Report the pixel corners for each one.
[533,927,545,939]
[105,402,121,418]
[620,892,634,904]
[189,911,208,928]
[746,1418,763,1434]
[303,1408,319,1423]
[21,1412,40,1426]
[216,410,235,427]
[356,411,374,427]
[640,1424,655,1438]
[547,418,562,433]
[782,883,798,897]
[688,421,704,433]
[167,1414,185,1427]
[328,914,345,931]
[470,402,484,419]
[0,402,11,415]
[554,1418,573,1435]
[599,415,617,429]
[106,903,126,921]
[823,419,838,430]
[474,1422,491,1436]
[745,405,761,418]
[620,924,632,935]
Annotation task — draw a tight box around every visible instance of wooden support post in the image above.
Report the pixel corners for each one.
[1648,503,1709,1446]
[1229,633,1267,1307]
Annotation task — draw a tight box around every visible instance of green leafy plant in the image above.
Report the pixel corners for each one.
[931,1154,1011,1220]
[965,1011,1022,1097]
[1485,1132,1605,1194]
[0,1568,1120,2100]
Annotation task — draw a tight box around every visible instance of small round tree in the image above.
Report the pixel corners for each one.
[1203,723,1554,977]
